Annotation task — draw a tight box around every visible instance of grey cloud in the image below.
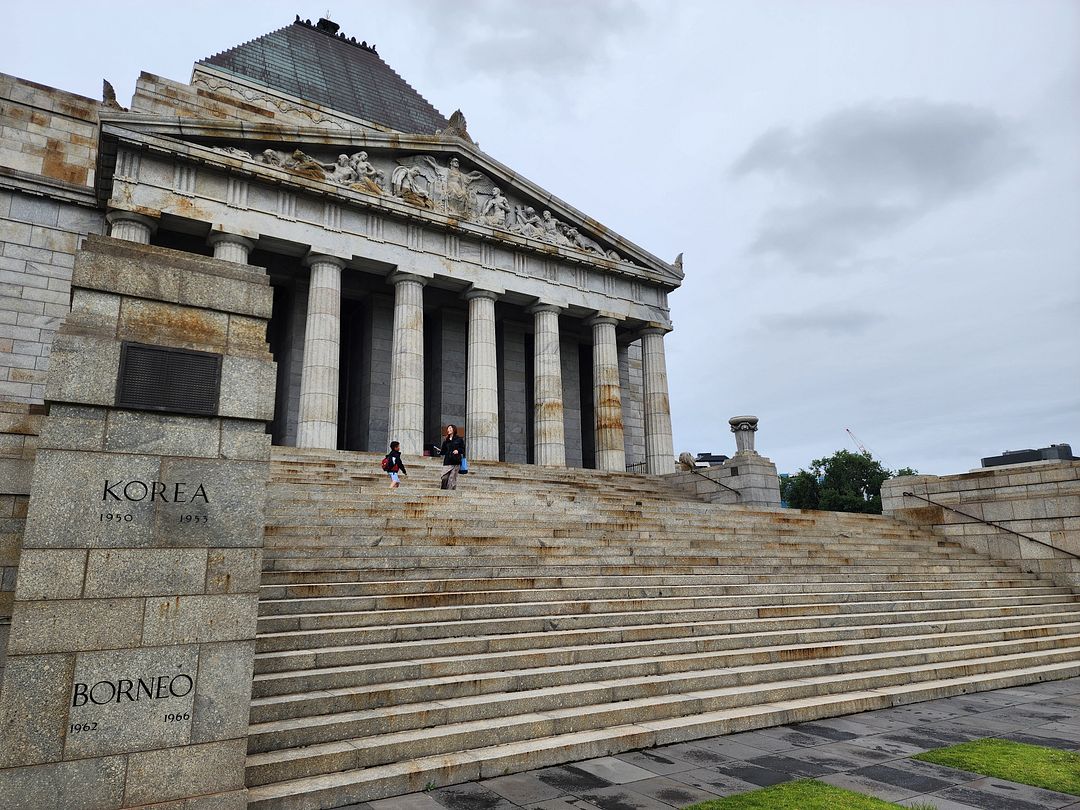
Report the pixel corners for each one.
[759,305,880,338]
[419,0,649,77]
[733,100,1031,272]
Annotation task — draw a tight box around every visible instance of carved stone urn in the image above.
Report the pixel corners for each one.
[729,415,759,455]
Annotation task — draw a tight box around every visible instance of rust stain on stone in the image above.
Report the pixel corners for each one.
[124,302,226,347]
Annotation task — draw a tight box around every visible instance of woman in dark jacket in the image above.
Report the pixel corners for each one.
[440,424,466,490]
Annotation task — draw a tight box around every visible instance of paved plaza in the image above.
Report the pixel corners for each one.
[365,678,1080,810]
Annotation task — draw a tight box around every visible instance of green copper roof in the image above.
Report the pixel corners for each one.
[199,17,449,135]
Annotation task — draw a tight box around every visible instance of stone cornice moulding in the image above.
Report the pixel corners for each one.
[97,117,681,288]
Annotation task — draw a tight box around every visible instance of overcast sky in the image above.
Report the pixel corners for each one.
[4,1,1078,475]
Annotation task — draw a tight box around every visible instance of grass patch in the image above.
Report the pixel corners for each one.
[684,779,903,809]
[914,738,1080,796]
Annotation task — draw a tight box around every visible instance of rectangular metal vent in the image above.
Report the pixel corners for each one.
[116,342,222,416]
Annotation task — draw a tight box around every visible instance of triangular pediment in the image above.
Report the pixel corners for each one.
[98,114,683,288]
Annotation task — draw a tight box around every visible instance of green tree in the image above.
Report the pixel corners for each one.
[782,450,917,514]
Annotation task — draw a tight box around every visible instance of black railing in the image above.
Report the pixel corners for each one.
[690,467,741,499]
[625,461,648,473]
[902,491,1077,559]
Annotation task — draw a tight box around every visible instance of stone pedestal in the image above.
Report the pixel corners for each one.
[387,273,426,456]
[464,289,499,461]
[0,236,275,809]
[529,303,566,467]
[296,254,344,449]
[587,315,625,472]
[640,327,674,475]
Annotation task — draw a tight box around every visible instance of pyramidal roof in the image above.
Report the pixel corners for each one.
[198,16,449,135]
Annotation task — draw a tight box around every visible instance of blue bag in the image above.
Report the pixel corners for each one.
[459,456,469,474]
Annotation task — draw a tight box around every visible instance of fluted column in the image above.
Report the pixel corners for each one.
[208,232,255,264]
[587,315,626,471]
[106,210,156,244]
[529,302,566,466]
[387,272,426,456]
[296,254,345,449]
[464,288,500,461]
[640,326,675,474]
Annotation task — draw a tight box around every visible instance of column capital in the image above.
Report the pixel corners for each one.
[584,313,622,328]
[462,286,500,303]
[105,209,158,234]
[387,271,428,287]
[207,232,255,251]
[526,301,565,316]
[303,253,346,269]
[637,323,672,338]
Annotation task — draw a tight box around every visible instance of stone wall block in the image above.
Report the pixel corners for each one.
[218,420,271,461]
[44,333,121,406]
[189,639,256,743]
[218,355,276,422]
[225,315,269,359]
[178,272,272,319]
[22,450,160,549]
[152,459,265,548]
[65,289,120,333]
[12,548,87,600]
[84,549,209,598]
[64,644,200,758]
[205,548,261,595]
[140,594,257,647]
[37,404,108,451]
[118,299,228,353]
[104,411,220,458]
[0,754,126,810]
[0,652,73,766]
[123,739,246,806]
[9,598,145,655]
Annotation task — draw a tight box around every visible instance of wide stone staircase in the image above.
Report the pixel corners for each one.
[246,448,1080,809]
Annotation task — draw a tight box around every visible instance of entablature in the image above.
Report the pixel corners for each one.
[96,115,682,292]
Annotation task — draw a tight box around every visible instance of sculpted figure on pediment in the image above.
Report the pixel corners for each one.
[509,206,544,239]
[348,151,385,195]
[213,146,254,160]
[419,156,485,218]
[254,148,326,181]
[391,162,434,209]
[563,225,607,257]
[479,186,512,228]
[539,210,571,246]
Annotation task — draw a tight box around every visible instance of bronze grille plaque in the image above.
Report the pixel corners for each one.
[116,342,222,416]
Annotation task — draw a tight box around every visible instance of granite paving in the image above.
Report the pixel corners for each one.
[361,677,1080,810]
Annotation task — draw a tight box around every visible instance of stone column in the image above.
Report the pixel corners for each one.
[587,315,626,472]
[464,289,500,461]
[387,273,426,456]
[296,254,345,449]
[208,232,255,265]
[640,326,675,475]
[528,303,566,467]
[105,211,156,244]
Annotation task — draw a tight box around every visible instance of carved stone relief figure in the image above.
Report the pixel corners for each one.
[348,151,384,194]
[391,163,433,209]
[540,210,571,246]
[509,206,544,239]
[480,186,511,228]
[324,154,359,184]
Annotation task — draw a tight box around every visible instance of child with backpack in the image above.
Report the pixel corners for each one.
[381,441,407,488]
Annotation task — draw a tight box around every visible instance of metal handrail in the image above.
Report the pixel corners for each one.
[625,461,648,473]
[690,466,741,499]
[902,491,1077,559]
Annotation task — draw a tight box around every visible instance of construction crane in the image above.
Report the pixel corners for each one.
[845,428,871,456]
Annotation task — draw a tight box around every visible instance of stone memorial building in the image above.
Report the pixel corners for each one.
[0,15,679,472]
[3,14,1076,810]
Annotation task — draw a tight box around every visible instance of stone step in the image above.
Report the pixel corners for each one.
[249,622,1080,707]
[244,658,1080,808]
[257,583,1066,613]
[254,601,1080,654]
[256,587,1073,621]
[257,575,1043,600]
[258,569,1042,587]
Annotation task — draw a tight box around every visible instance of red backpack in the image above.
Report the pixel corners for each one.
[381,454,397,473]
